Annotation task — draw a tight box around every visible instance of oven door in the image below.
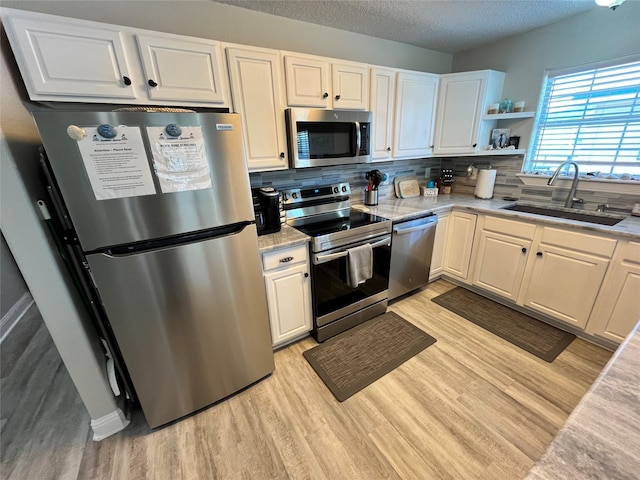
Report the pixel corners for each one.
[311,234,391,327]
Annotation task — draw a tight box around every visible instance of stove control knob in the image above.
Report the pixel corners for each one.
[283,193,289,201]
[334,187,339,193]
[292,192,298,199]
[341,186,347,192]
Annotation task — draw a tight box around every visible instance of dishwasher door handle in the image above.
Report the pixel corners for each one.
[393,222,437,235]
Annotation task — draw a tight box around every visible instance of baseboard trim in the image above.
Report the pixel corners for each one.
[90,408,130,441]
[0,292,34,343]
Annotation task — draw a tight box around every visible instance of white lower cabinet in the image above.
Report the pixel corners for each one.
[429,212,449,280]
[262,244,312,349]
[471,216,536,301]
[442,211,477,281]
[586,241,640,343]
[519,227,616,330]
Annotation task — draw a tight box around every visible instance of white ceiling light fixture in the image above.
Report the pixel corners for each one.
[595,0,626,10]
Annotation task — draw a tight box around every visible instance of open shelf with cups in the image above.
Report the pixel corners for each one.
[482,111,536,120]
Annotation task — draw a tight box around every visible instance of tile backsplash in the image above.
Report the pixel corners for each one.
[250,155,639,213]
[444,156,640,213]
[250,157,442,204]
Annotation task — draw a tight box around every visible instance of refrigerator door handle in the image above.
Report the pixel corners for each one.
[98,222,253,256]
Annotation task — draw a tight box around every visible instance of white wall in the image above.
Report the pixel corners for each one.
[0,0,452,73]
[1,234,28,318]
[452,2,640,148]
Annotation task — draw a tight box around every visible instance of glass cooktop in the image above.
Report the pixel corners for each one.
[294,209,389,237]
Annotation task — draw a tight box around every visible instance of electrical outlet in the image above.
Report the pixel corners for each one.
[424,167,431,178]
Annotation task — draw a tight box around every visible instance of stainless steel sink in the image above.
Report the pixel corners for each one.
[501,204,625,226]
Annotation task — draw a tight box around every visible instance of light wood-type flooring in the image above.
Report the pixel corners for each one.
[1,280,613,480]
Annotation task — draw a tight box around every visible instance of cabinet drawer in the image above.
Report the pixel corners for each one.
[483,215,536,239]
[262,244,308,271]
[539,227,617,258]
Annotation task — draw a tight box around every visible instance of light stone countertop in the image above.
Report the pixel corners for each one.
[257,224,309,253]
[257,193,640,254]
[352,194,640,239]
[525,321,640,480]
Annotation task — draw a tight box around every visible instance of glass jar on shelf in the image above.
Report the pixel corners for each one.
[499,98,513,114]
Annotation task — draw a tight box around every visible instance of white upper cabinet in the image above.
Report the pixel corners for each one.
[2,12,136,100]
[225,45,288,172]
[283,53,368,109]
[283,54,331,107]
[369,67,396,161]
[433,70,505,156]
[136,33,228,104]
[1,8,230,107]
[331,62,368,109]
[393,71,439,159]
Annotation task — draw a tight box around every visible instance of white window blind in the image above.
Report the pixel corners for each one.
[527,60,640,177]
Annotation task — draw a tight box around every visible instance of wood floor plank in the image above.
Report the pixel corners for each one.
[1,280,614,479]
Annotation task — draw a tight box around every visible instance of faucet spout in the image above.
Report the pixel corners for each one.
[547,161,582,208]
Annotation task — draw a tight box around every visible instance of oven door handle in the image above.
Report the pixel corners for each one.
[314,236,391,264]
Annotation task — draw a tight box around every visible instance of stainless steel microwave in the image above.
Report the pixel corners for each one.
[285,108,372,168]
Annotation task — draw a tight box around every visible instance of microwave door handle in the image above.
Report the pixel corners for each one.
[354,121,361,156]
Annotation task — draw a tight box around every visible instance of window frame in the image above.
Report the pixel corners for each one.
[525,55,640,180]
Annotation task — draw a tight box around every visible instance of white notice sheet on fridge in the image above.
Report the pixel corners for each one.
[76,126,156,200]
[146,126,212,193]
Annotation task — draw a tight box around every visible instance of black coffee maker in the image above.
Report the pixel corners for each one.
[252,187,282,236]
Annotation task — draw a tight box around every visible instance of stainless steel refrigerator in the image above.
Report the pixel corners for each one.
[33,109,274,429]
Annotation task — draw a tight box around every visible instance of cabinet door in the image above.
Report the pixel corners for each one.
[472,231,532,301]
[429,213,449,280]
[264,263,312,348]
[587,241,640,343]
[369,67,396,161]
[284,54,330,107]
[331,62,368,110]
[226,46,288,172]
[433,73,484,155]
[4,15,135,100]
[522,245,609,329]
[393,72,439,159]
[136,33,228,104]
[443,212,477,281]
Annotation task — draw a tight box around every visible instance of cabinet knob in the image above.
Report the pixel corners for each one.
[148,79,158,87]
[122,76,131,86]
[521,247,527,254]
[279,152,285,158]
[335,94,341,100]
[430,145,434,149]
[304,272,309,278]
[387,147,391,152]
[536,251,543,257]
[472,143,477,148]
[322,92,329,99]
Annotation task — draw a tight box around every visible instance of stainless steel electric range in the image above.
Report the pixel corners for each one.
[282,183,392,342]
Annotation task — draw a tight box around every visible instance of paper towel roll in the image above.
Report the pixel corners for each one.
[474,168,497,199]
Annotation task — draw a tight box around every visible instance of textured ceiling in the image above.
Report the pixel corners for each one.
[214,0,599,54]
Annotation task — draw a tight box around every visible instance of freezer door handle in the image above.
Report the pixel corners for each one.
[98,222,252,256]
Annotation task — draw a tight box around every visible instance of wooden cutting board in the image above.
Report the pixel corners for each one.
[398,179,420,198]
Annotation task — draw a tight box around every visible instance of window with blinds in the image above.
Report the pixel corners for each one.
[526,59,640,177]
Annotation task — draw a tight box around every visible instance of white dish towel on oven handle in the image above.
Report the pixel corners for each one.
[347,243,373,288]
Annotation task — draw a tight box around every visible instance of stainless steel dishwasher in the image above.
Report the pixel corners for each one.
[388,213,438,301]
